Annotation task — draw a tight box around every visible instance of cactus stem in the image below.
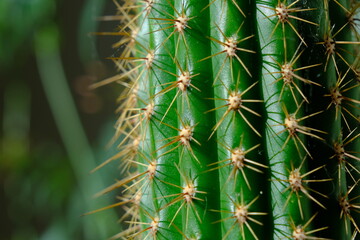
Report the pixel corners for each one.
[279,161,330,219]
[269,45,322,106]
[345,3,360,34]
[334,129,360,182]
[207,142,267,190]
[202,0,245,17]
[159,168,206,227]
[156,122,200,164]
[289,213,329,240]
[127,212,160,239]
[99,0,360,238]
[213,195,266,240]
[155,67,200,122]
[262,0,317,51]
[199,24,255,80]
[277,103,325,157]
[148,2,195,59]
[332,139,360,184]
[154,65,192,93]
[207,81,262,139]
[324,69,360,127]
[339,181,360,234]
[319,29,360,73]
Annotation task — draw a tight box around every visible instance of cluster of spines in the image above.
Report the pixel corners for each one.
[90,0,360,239]
[257,1,324,239]
[303,1,360,239]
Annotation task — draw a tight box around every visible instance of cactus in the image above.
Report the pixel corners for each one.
[94,0,360,239]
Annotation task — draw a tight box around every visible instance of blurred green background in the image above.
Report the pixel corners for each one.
[0,0,125,239]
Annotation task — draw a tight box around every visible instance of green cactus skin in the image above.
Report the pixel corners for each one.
[208,0,269,238]
[299,0,360,239]
[256,0,315,238]
[346,1,360,237]
[173,0,221,238]
[299,1,349,238]
[257,1,336,239]
[92,0,360,239]
[136,1,183,239]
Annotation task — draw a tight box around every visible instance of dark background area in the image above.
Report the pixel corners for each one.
[0,0,125,239]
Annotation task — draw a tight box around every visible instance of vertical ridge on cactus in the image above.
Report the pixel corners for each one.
[91,0,360,239]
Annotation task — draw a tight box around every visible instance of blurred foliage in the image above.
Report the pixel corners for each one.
[4,144,74,240]
[0,0,124,239]
[0,0,55,67]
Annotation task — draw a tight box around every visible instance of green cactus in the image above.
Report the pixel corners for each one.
[93,0,360,239]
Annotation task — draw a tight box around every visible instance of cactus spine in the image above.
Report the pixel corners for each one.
[93,0,360,239]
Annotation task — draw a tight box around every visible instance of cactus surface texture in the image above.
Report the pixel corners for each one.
[95,0,360,239]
